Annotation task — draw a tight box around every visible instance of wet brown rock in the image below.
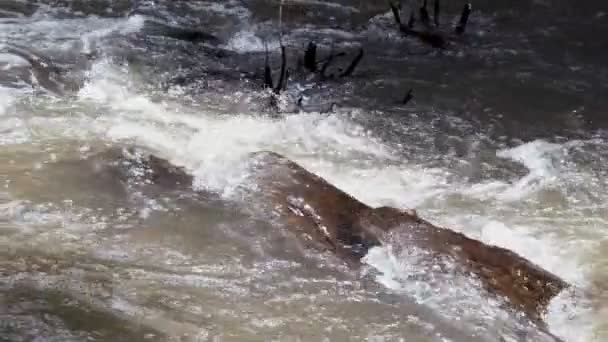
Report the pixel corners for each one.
[246,151,373,265]
[354,206,568,325]
[246,151,568,325]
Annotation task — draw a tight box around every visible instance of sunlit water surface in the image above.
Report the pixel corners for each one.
[1,1,607,341]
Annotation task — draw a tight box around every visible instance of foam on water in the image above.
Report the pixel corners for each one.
[0,86,16,116]
[359,138,603,341]
[496,140,564,201]
[0,2,605,340]
[187,1,252,19]
[224,28,283,53]
[0,12,143,54]
[0,86,32,145]
[5,55,603,340]
[79,14,145,53]
[76,59,396,197]
[362,244,518,341]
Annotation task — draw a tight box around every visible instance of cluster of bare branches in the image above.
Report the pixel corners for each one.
[301,42,364,80]
[262,0,473,111]
[389,0,472,48]
[262,39,364,110]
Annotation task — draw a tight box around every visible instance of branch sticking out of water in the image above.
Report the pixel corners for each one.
[282,69,290,92]
[278,0,284,33]
[403,88,413,104]
[389,1,402,26]
[304,41,317,72]
[264,42,274,89]
[318,47,349,80]
[339,48,364,78]
[420,0,431,27]
[320,50,337,79]
[273,43,287,94]
[455,3,471,34]
[433,0,440,26]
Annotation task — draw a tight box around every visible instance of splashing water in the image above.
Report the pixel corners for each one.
[1,1,607,341]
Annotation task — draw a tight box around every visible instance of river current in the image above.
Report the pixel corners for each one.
[1,1,607,341]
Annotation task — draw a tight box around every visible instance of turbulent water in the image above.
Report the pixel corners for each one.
[1,0,608,341]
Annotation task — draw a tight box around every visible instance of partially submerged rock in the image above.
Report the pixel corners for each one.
[245,151,374,264]
[355,206,567,324]
[245,151,568,326]
[69,148,568,327]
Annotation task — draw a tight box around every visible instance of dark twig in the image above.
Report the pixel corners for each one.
[304,41,317,72]
[433,0,440,27]
[264,42,273,89]
[420,0,430,27]
[319,47,349,80]
[273,43,287,94]
[282,69,289,91]
[339,48,364,78]
[389,1,402,25]
[320,51,336,79]
[403,88,413,104]
[455,3,471,34]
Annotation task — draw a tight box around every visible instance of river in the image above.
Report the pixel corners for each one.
[1,0,607,341]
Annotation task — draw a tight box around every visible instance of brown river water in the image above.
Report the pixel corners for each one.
[1,0,608,341]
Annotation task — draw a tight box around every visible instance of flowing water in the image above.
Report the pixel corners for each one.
[1,0,608,341]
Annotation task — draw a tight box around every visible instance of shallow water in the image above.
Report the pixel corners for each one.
[1,0,607,341]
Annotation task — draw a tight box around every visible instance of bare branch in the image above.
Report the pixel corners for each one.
[389,1,402,26]
[304,41,317,72]
[403,88,413,104]
[273,43,287,94]
[339,48,364,78]
[282,69,289,91]
[455,3,471,34]
[420,0,430,27]
[433,0,440,26]
[264,42,273,89]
